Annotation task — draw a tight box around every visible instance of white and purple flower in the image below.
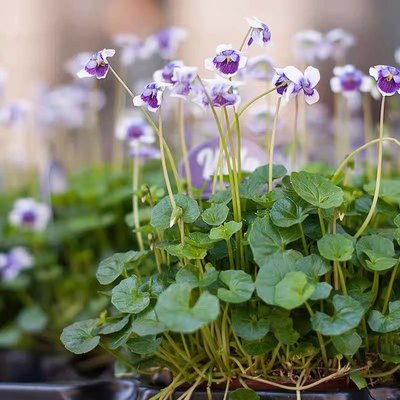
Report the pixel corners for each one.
[293,30,325,63]
[153,60,184,84]
[205,44,247,78]
[65,52,92,78]
[0,247,34,282]
[77,49,115,79]
[133,82,169,112]
[242,55,275,81]
[116,116,155,146]
[274,66,320,104]
[369,65,400,96]
[169,66,198,98]
[129,146,161,160]
[245,17,271,47]
[147,27,187,60]
[113,33,153,65]
[200,77,242,108]
[9,198,51,231]
[325,29,355,61]
[330,65,371,94]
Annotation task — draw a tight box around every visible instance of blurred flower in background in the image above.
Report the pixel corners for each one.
[0,247,34,282]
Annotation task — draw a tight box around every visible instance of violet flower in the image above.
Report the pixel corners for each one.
[147,27,187,60]
[0,247,34,282]
[116,116,155,146]
[245,16,271,47]
[272,68,291,96]
[133,82,169,112]
[153,61,184,84]
[293,30,325,63]
[9,198,51,231]
[65,52,92,78]
[242,55,275,81]
[77,49,115,79]
[324,29,355,62]
[129,146,161,160]
[169,66,198,99]
[205,44,247,78]
[369,65,400,96]
[330,65,371,94]
[113,33,153,65]
[200,77,242,108]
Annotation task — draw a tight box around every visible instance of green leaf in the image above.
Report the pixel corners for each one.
[311,295,364,336]
[132,309,166,336]
[202,203,230,226]
[176,265,219,288]
[111,276,150,314]
[232,307,269,340]
[349,371,367,390]
[230,388,260,400]
[255,250,303,306]
[248,216,301,266]
[217,270,255,304]
[155,283,220,333]
[106,321,134,349]
[150,195,200,229]
[60,319,100,354]
[0,325,22,347]
[17,306,48,333]
[274,271,315,310]
[268,310,299,345]
[317,234,354,261]
[270,197,309,227]
[331,330,362,356]
[163,243,207,260]
[127,335,162,355]
[185,232,218,249]
[290,171,344,209]
[364,179,400,204]
[379,343,400,363]
[209,221,242,241]
[356,235,397,272]
[368,301,400,333]
[96,251,147,285]
[242,334,278,355]
[310,282,332,301]
[97,315,130,335]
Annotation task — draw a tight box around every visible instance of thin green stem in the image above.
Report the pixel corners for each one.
[299,222,308,255]
[290,96,299,168]
[226,239,235,269]
[178,100,192,195]
[318,209,326,235]
[268,97,282,192]
[382,260,399,314]
[132,155,144,250]
[355,96,386,238]
[239,27,252,51]
[237,86,282,118]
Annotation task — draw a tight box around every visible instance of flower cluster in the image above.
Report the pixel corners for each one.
[0,247,33,282]
[9,198,51,232]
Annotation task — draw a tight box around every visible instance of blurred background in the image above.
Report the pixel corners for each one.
[1,0,400,189]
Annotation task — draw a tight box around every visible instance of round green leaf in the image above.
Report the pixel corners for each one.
[231,307,269,340]
[155,283,220,333]
[127,335,162,355]
[60,319,100,354]
[17,306,48,333]
[331,330,362,356]
[202,203,230,226]
[270,197,309,227]
[274,271,315,310]
[230,388,260,400]
[255,250,302,306]
[111,276,150,314]
[132,309,166,336]
[209,221,242,241]
[164,243,207,260]
[217,270,255,304]
[150,194,200,229]
[317,234,354,261]
[368,301,400,333]
[311,295,364,336]
[290,171,344,209]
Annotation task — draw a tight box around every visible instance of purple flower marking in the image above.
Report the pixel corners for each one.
[170,66,198,99]
[77,49,115,80]
[330,65,371,94]
[133,82,169,112]
[205,45,247,78]
[148,27,187,60]
[116,116,155,145]
[154,60,184,84]
[370,65,400,96]
[0,247,34,282]
[8,198,51,231]
[200,77,242,108]
[246,17,271,47]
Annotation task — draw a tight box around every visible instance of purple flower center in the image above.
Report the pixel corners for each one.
[141,84,160,109]
[213,50,240,75]
[85,52,108,78]
[21,210,36,225]
[275,74,289,95]
[377,66,400,94]
[127,125,144,140]
[340,71,363,91]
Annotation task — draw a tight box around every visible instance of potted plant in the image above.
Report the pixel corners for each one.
[61,17,400,400]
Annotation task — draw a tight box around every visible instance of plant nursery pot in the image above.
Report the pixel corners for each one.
[0,380,137,400]
[135,384,400,400]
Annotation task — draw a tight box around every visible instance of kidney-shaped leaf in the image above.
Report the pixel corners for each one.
[60,319,100,354]
[317,234,354,261]
[311,295,364,336]
[209,221,242,241]
[111,276,150,314]
[202,203,230,226]
[331,330,362,356]
[270,197,309,227]
[217,270,255,303]
[230,388,260,400]
[231,307,269,341]
[368,301,400,333]
[155,283,219,333]
[290,171,344,209]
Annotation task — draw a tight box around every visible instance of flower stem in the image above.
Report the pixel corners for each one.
[132,154,144,250]
[290,96,299,169]
[382,260,399,314]
[354,96,386,238]
[362,93,374,180]
[158,110,176,209]
[178,100,192,196]
[299,222,308,255]
[239,27,252,51]
[318,209,326,235]
[268,97,282,191]
[237,86,282,118]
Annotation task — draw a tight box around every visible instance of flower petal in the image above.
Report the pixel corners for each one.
[304,66,320,87]
[283,66,303,84]
[77,68,92,78]
[304,89,320,104]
